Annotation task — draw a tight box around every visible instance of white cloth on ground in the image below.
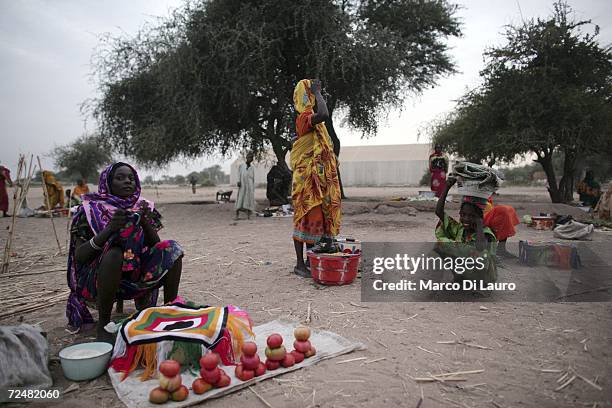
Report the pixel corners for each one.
[235,163,255,212]
[553,220,594,240]
[0,324,52,390]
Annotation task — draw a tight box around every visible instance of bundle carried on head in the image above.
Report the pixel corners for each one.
[452,162,504,199]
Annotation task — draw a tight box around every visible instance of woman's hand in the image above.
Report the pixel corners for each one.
[107,209,128,232]
[139,202,153,225]
[446,175,457,188]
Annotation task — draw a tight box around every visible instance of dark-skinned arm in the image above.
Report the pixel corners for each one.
[74,210,127,265]
[310,79,329,125]
[435,176,456,220]
[140,203,160,247]
[141,217,160,247]
[473,217,488,252]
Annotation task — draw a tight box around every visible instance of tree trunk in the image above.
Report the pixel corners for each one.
[325,115,346,199]
[558,149,577,203]
[536,151,563,203]
[270,134,291,173]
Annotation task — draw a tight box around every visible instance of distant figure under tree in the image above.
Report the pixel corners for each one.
[266,163,291,206]
[577,170,601,208]
[189,175,198,194]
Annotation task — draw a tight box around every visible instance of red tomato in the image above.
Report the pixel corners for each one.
[281,353,295,368]
[304,346,316,358]
[216,373,231,388]
[200,367,220,385]
[159,374,182,392]
[242,341,258,356]
[235,364,244,378]
[290,350,305,364]
[240,369,255,381]
[240,354,261,370]
[264,345,286,361]
[149,387,170,404]
[191,378,213,395]
[255,362,267,377]
[170,385,189,402]
[293,340,312,354]
[266,333,283,348]
[293,326,311,341]
[159,360,180,377]
[199,353,219,370]
[265,359,281,370]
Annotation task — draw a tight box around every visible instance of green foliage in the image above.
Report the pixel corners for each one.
[90,0,461,167]
[429,1,612,203]
[53,135,113,182]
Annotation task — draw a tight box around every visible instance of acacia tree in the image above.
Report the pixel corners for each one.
[53,134,113,182]
[91,0,461,190]
[431,2,612,203]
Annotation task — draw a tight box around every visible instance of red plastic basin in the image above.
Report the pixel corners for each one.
[307,252,361,285]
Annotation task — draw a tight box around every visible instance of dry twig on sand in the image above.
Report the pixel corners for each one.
[336,357,367,364]
[437,340,491,350]
[305,302,312,324]
[249,386,273,407]
[0,290,69,318]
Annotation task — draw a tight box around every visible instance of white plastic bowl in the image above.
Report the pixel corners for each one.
[59,342,113,381]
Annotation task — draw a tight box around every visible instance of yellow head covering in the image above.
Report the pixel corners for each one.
[43,170,57,184]
[293,79,316,114]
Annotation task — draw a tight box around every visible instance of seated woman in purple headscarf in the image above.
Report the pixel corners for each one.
[66,162,184,343]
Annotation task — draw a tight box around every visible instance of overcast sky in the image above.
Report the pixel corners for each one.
[1,0,611,178]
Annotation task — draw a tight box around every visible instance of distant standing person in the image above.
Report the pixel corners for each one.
[235,152,255,220]
[291,79,342,277]
[189,175,198,194]
[429,144,449,197]
[0,164,13,217]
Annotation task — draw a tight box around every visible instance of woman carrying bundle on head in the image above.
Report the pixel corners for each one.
[435,176,497,284]
[66,162,184,343]
[291,78,342,277]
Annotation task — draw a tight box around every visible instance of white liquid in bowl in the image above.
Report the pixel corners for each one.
[63,348,104,359]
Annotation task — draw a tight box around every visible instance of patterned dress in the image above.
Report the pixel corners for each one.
[435,213,497,283]
[290,79,341,244]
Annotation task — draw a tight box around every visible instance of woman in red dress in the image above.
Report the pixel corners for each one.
[0,164,13,217]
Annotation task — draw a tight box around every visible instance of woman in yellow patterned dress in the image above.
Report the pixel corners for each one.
[290,79,342,277]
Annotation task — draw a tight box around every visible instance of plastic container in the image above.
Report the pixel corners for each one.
[59,342,113,381]
[336,238,361,254]
[307,252,360,285]
[531,216,555,230]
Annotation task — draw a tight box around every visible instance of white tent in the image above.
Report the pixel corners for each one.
[230,143,431,187]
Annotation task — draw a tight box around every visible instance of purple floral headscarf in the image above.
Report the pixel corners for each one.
[81,162,153,234]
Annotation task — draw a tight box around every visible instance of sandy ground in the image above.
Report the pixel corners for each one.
[1,186,611,408]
